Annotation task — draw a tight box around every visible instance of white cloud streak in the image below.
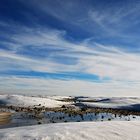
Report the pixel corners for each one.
[0,21,140,96]
[0,76,140,97]
[0,26,140,82]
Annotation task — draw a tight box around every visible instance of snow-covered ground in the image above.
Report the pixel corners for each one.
[0,94,70,107]
[1,95,140,139]
[0,121,140,140]
[1,111,139,129]
[77,97,140,110]
[1,94,140,110]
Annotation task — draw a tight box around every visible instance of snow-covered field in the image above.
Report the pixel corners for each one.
[0,94,71,108]
[1,111,139,129]
[0,121,140,140]
[1,94,140,110]
[0,94,140,139]
[78,97,140,110]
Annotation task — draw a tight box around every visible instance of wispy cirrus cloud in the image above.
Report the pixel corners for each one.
[0,24,140,82]
[0,0,140,96]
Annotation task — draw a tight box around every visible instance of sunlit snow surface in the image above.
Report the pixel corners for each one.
[1,95,140,109]
[77,97,140,111]
[0,94,71,107]
[0,121,140,140]
[1,95,140,139]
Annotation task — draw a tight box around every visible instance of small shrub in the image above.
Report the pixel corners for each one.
[81,107,87,112]
[61,105,66,108]
[38,122,42,124]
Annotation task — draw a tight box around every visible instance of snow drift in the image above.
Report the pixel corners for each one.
[0,121,140,140]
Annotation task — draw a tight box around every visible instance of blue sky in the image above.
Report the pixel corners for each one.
[0,0,140,96]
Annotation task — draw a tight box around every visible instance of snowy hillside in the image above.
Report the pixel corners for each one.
[0,94,70,108]
[0,121,140,140]
[1,95,140,139]
[76,97,140,110]
[1,94,140,110]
